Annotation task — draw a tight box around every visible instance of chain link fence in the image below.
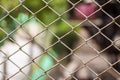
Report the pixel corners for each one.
[0,0,120,80]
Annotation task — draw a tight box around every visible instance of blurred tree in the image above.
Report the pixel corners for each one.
[0,0,19,11]
[23,0,68,25]
[0,1,81,80]
[0,0,20,46]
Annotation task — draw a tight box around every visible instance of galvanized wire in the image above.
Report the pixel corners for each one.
[0,0,120,80]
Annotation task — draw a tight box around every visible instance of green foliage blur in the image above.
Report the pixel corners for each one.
[0,0,69,46]
[23,0,68,24]
[0,1,81,80]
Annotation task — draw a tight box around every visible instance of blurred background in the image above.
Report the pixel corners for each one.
[0,0,120,80]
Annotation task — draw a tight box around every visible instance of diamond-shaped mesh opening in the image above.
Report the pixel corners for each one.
[87,56,111,74]
[74,44,99,63]
[23,0,46,13]
[0,0,120,80]
[0,29,7,45]
[67,0,84,19]
[100,71,116,80]
[0,7,7,20]
[48,20,72,36]
[9,51,30,68]
[47,64,67,80]
[71,66,98,80]
[10,6,32,24]
[92,33,112,51]
[94,0,111,5]
[49,0,68,14]
[0,16,18,33]
[102,4,119,18]
[28,51,58,80]
[0,0,20,11]
[36,7,59,25]
[9,71,29,80]
[0,16,19,46]
[5,60,20,78]
[74,3,98,20]
[48,42,72,60]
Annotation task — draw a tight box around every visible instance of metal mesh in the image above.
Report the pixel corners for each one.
[0,0,120,80]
